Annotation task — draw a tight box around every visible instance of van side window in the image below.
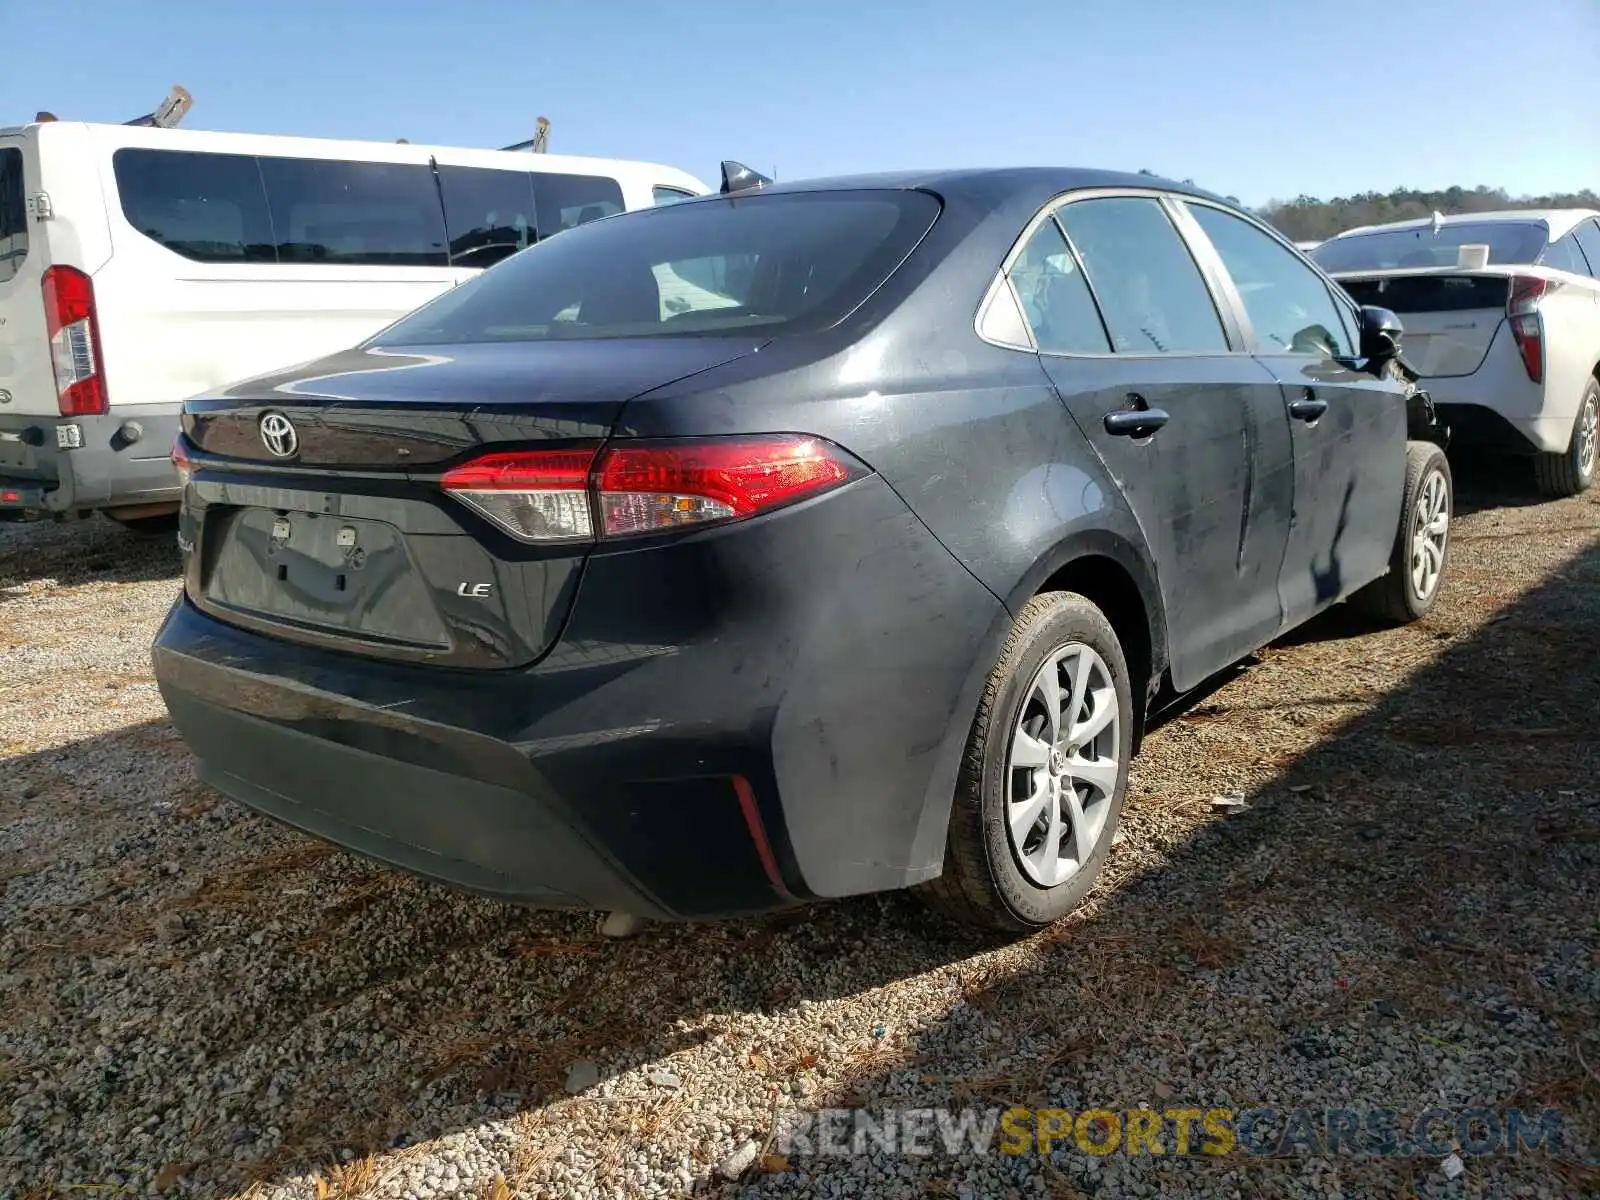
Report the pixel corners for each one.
[0,148,26,283]
[258,158,448,267]
[437,166,538,268]
[112,148,276,263]
[533,173,625,239]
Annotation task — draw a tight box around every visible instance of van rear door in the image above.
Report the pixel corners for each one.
[0,131,58,420]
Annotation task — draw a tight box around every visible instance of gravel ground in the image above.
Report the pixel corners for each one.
[2,464,1597,1200]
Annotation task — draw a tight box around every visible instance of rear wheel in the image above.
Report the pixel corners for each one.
[1533,376,1598,497]
[1349,440,1452,624]
[917,591,1133,934]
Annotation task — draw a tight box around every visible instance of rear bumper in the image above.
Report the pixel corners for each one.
[151,475,1008,919]
[1417,332,1558,454]
[0,406,182,514]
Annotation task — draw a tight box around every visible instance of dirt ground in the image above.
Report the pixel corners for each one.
[1,459,1596,1200]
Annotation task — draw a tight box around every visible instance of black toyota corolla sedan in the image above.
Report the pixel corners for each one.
[153,163,1453,933]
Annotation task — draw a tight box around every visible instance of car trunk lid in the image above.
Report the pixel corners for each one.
[183,336,767,668]
[1334,269,1512,378]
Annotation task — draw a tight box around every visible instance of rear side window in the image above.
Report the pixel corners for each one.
[1057,197,1229,354]
[1539,232,1590,276]
[437,165,537,268]
[1185,203,1354,358]
[0,147,26,283]
[258,157,447,266]
[534,172,625,236]
[1006,216,1109,354]
[369,189,940,345]
[1571,220,1600,280]
[653,185,695,206]
[113,148,276,263]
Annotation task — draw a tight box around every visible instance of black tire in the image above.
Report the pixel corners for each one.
[1533,376,1598,498]
[916,591,1134,934]
[106,512,179,537]
[1349,440,1453,624]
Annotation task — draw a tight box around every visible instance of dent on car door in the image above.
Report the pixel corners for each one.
[1177,200,1406,628]
[1015,195,1292,690]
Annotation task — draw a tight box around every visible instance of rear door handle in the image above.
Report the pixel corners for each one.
[1104,409,1170,438]
[1288,397,1328,423]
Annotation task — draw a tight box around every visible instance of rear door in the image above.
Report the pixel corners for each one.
[0,132,57,420]
[1176,199,1406,626]
[1023,193,1294,690]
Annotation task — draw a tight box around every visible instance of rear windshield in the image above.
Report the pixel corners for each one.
[367,189,941,345]
[1311,221,1547,273]
[0,147,27,284]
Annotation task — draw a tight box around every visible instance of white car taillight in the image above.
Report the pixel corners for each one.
[1507,274,1561,385]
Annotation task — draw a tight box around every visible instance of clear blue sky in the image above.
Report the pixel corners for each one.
[5,0,1595,207]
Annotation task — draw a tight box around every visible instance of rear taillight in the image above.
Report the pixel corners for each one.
[41,266,108,417]
[170,435,193,487]
[1508,274,1559,384]
[440,435,866,544]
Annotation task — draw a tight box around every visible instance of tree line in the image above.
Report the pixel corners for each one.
[1135,171,1597,243]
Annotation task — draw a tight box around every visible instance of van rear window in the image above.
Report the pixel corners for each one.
[110,147,623,269]
[0,147,27,284]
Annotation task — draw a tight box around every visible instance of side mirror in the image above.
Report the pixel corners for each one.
[1358,305,1403,364]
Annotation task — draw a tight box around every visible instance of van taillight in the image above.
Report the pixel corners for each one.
[1507,275,1559,385]
[41,266,108,417]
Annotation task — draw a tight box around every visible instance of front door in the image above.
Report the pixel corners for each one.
[1177,199,1406,628]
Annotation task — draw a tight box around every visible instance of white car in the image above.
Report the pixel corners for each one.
[0,118,709,530]
[1312,209,1600,495]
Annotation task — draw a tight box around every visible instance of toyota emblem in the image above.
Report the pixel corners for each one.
[259,411,298,458]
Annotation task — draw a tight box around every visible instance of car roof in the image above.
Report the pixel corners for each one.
[692,166,1241,210]
[1332,208,1600,241]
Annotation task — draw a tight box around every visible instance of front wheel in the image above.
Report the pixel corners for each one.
[1349,440,1453,624]
[917,591,1134,934]
[1533,377,1598,497]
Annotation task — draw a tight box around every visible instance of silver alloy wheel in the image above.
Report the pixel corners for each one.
[1579,392,1598,480]
[1410,467,1449,600]
[1006,642,1121,888]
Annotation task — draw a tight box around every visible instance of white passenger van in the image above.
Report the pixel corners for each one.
[0,120,709,529]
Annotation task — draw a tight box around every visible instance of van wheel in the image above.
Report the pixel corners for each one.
[1533,377,1598,497]
[917,591,1133,934]
[107,512,179,537]
[1350,441,1452,624]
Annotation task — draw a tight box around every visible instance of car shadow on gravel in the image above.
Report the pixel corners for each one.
[767,541,1600,1196]
[0,515,180,597]
[3,531,1597,1199]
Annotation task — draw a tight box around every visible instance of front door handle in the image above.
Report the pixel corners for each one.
[1104,408,1170,438]
[1288,397,1328,423]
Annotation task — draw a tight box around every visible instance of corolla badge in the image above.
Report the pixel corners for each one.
[259,411,298,458]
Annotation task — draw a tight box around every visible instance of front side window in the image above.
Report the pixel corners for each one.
[533,172,626,238]
[0,147,26,283]
[112,148,276,263]
[257,157,448,266]
[1570,219,1600,280]
[1311,221,1548,272]
[368,189,940,345]
[1005,216,1109,354]
[437,165,537,268]
[1186,202,1354,358]
[1056,197,1229,354]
